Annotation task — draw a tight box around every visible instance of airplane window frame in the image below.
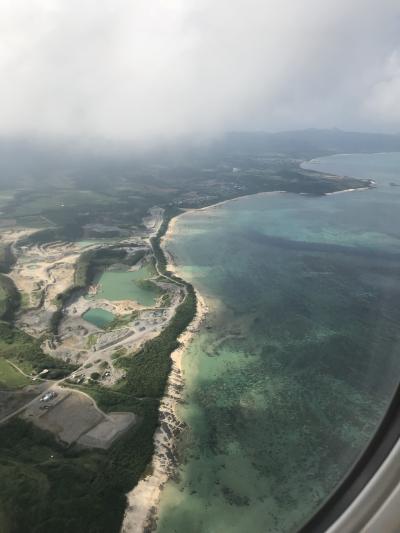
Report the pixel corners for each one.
[298,383,400,532]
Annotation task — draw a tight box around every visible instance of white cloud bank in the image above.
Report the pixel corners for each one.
[364,50,400,123]
[0,0,399,142]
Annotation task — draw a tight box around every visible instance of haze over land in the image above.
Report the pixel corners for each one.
[0,0,400,144]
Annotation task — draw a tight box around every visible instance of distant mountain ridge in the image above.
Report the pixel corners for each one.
[0,129,400,187]
[220,129,400,157]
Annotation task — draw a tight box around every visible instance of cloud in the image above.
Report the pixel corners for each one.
[0,0,399,142]
[364,50,400,125]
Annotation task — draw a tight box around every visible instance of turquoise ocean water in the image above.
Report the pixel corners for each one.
[157,153,400,533]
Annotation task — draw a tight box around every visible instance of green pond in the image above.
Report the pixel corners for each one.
[156,153,400,533]
[83,308,115,329]
[93,264,160,306]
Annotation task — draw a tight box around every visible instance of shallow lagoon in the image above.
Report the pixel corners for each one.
[157,153,400,532]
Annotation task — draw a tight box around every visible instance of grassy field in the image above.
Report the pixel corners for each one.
[6,187,155,230]
[0,358,29,389]
[0,322,76,378]
[11,189,118,218]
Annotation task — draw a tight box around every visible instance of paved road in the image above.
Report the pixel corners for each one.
[0,212,186,426]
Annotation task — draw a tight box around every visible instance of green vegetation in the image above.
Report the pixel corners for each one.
[82,211,196,408]
[0,358,30,389]
[136,278,162,292]
[0,132,379,533]
[0,322,76,378]
[19,292,30,310]
[0,210,197,533]
[2,186,155,235]
[160,292,172,306]
[9,189,122,224]
[0,243,15,273]
[0,409,158,533]
[124,249,147,266]
[85,334,97,349]
[111,347,127,360]
[150,207,181,275]
[114,285,195,398]
[0,274,20,321]
[74,248,127,288]
[105,311,139,331]
[17,224,83,246]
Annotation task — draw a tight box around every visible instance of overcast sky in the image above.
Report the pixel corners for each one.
[0,0,399,143]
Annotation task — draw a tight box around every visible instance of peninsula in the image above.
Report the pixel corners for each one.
[0,131,387,533]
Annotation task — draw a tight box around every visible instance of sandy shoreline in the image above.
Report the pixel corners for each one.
[162,185,371,245]
[324,186,372,195]
[120,193,288,533]
[120,181,372,533]
[161,180,372,245]
[120,218,208,533]
[161,191,289,245]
